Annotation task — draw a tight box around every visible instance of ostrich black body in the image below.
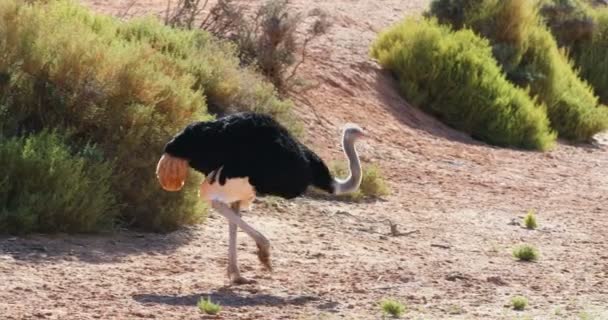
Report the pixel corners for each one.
[164,112,335,198]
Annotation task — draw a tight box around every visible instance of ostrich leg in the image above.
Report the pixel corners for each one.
[227,202,254,285]
[212,200,272,271]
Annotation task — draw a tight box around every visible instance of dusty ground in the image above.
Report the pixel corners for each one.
[1,0,607,319]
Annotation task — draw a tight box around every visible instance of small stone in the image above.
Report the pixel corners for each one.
[486,276,508,286]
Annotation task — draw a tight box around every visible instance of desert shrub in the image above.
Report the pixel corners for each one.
[332,162,390,200]
[0,0,293,232]
[371,18,556,150]
[0,131,118,234]
[427,0,608,141]
[115,16,298,130]
[512,244,540,261]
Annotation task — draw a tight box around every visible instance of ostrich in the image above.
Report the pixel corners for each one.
[156,112,365,284]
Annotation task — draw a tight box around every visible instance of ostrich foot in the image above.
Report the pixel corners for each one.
[227,263,255,285]
[230,274,256,285]
[256,241,272,271]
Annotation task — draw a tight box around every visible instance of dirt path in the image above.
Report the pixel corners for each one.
[2,0,607,319]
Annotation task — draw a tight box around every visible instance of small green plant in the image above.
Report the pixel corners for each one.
[381,299,406,318]
[513,244,540,261]
[524,210,538,229]
[511,295,528,310]
[447,304,465,315]
[198,297,221,315]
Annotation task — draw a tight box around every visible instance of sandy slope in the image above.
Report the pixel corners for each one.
[1,0,607,319]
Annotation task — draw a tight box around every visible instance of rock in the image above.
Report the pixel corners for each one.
[486,276,508,286]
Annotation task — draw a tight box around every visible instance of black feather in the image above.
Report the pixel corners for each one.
[163,112,335,198]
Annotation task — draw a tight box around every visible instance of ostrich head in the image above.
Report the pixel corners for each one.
[343,123,366,142]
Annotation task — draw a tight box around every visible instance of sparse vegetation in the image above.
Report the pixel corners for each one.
[524,210,538,229]
[332,162,390,200]
[197,297,221,315]
[511,295,529,310]
[426,0,608,141]
[0,0,294,232]
[371,18,556,150]
[381,299,406,318]
[513,244,540,261]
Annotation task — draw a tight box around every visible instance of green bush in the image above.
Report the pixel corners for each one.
[0,0,295,232]
[371,18,556,150]
[0,131,118,234]
[572,9,608,105]
[428,0,608,141]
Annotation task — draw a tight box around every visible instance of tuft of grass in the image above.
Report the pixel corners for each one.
[371,18,556,150]
[524,210,538,229]
[513,244,540,261]
[511,295,528,310]
[197,297,221,315]
[332,162,390,201]
[380,299,406,318]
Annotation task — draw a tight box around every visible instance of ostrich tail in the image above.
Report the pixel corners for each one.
[156,153,189,191]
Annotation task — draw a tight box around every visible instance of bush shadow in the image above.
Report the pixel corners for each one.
[0,227,197,264]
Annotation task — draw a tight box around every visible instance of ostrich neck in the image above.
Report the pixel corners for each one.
[333,136,362,195]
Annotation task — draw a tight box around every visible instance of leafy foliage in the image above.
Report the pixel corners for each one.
[371,18,556,150]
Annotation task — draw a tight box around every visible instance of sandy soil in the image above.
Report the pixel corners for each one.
[1,0,607,319]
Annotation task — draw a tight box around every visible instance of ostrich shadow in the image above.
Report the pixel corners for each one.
[132,288,322,309]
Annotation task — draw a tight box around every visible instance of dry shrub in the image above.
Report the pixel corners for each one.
[166,0,331,91]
